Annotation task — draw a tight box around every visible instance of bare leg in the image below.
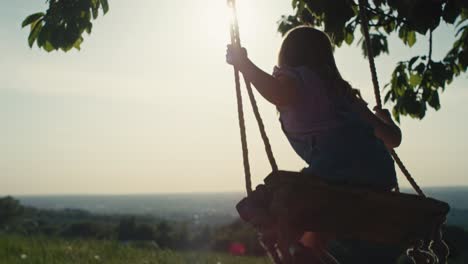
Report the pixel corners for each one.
[300,232,340,264]
[300,232,327,250]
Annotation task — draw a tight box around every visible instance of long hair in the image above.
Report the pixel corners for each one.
[278,26,362,101]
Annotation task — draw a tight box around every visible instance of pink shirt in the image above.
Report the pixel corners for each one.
[273,65,351,135]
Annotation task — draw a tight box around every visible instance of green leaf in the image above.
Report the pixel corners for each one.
[398,25,407,41]
[392,107,400,123]
[21,12,44,28]
[100,0,109,14]
[428,91,441,110]
[37,25,50,48]
[92,7,99,19]
[384,20,396,34]
[44,41,55,52]
[460,50,468,68]
[73,37,84,50]
[399,25,417,47]
[60,43,74,52]
[384,90,392,103]
[408,56,419,69]
[455,25,467,37]
[419,102,427,119]
[85,22,93,34]
[462,8,468,20]
[407,31,416,47]
[28,20,42,48]
[414,63,426,74]
[344,24,355,45]
[409,73,422,86]
[344,30,354,45]
[422,85,431,100]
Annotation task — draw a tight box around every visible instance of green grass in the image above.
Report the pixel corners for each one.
[0,235,268,264]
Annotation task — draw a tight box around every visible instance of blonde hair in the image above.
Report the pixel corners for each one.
[278,26,362,101]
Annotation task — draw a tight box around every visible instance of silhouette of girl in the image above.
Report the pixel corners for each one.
[227,26,402,263]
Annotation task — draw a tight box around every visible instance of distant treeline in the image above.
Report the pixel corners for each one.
[0,196,263,255]
[1,196,468,263]
[17,193,242,226]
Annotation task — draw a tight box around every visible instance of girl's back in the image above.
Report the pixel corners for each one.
[274,65,355,136]
[275,64,397,191]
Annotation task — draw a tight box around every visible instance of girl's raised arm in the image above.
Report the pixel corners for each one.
[226,45,299,107]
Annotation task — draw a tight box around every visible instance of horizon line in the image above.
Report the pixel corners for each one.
[6,186,468,197]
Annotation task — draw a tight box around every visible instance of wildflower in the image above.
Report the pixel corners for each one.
[20,254,27,260]
[94,255,100,261]
[229,242,246,256]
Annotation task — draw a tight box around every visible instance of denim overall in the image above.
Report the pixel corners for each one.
[282,113,397,191]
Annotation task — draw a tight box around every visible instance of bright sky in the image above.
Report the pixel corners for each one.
[1,0,467,195]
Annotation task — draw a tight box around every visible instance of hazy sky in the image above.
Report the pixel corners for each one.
[1,0,467,195]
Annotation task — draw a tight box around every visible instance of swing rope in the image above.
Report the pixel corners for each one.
[244,80,279,174]
[357,0,425,197]
[229,1,252,195]
[229,3,282,261]
[228,0,278,196]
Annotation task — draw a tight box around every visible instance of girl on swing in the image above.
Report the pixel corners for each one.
[226,26,402,263]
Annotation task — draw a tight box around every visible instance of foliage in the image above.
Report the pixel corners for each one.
[117,217,161,243]
[0,196,24,229]
[0,196,257,254]
[212,219,264,256]
[117,217,138,241]
[154,221,174,249]
[61,221,114,239]
[21,0,109,52]
[278,0,468,121]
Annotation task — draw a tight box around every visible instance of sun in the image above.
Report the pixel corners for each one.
[193,0,256,46]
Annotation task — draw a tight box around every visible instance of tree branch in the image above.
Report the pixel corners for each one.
[428,30,433,65]
[365,6,408,25]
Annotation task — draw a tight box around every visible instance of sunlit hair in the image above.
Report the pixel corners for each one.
[278,26,362,101]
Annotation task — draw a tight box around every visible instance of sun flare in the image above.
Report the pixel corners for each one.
[195,0,256,46]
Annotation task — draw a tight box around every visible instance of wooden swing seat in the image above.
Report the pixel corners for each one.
[237,170,450,247]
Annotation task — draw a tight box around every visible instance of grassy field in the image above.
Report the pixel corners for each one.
[0,235,268,264]
[2,234,467,264]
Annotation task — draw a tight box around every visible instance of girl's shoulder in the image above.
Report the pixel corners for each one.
[273,65,318,77]
[272,65,323,88]
[273,65,298,80]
